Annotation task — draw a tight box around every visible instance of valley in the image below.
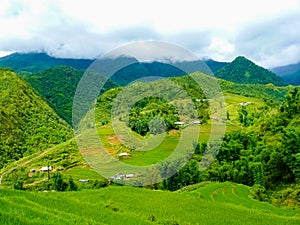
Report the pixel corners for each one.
[0,53,299,224]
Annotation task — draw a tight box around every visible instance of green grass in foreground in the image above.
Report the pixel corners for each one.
[0,182,299,225]
[179,182,299,217]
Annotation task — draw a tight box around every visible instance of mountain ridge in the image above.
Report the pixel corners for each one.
[215,56,286,86]
[0,52,94,72]
[271,62,300,85]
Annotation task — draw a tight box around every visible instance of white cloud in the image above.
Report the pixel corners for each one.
[0,51,15,57]
[102,41,200,62]
[0,0,300,67]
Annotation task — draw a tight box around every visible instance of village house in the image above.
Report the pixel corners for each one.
[239,102,252,106]
[192,120,201,124]
[118,152,131,157]
[109,173,135,181]
[39,166,52,172]
[79,179,89,183]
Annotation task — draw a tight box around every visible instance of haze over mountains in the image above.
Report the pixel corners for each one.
[271,62,300,85]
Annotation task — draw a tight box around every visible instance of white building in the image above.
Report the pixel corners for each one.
[39,166,52,172]
[118,152,131,157]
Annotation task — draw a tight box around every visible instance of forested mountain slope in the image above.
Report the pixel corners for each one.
[216,56,286,86]
[0,68,72,169]
[22,66,118,125]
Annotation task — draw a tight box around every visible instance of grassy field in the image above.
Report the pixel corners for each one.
[64,165,104,180]
[178,182,299,217]
[0,92,267,187]
[91,91,263,167]
[222,93,266,123]
[0,182,299,225]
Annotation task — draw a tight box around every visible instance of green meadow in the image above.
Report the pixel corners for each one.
[0,182,299,225]
[91,92,261,168]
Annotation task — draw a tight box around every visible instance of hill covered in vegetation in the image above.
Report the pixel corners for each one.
[22,66,118,125]
[0,68,72,169]
[197,86,300,206]
[215,56,286,86]
[90,74,297,204]
[0,68,299,223]
[18,59,288,131]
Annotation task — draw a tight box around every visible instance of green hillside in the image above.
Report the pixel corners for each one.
[0,71,291,188]
[219,79,288,103]
[178,182,299,217]
[23,67,288,127]
[22,66,118,125]
[0,68,72,169]
[198,86,300,207]
[94,72,287,129]
[216,56,286,86]
[0,69,298,218]
[110,61,188,86]
[0,183,299,225]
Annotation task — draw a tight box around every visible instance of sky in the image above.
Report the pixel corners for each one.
[0,0,300,68]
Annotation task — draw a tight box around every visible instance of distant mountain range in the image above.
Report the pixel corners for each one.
[0,52,93,72]
[271,62,300,85]
[0,52,299,85]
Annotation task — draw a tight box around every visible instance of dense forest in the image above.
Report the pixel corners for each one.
[22,66,118,125]
[0,68,72,169]
[216,56,286,86]
[159,87,300,207]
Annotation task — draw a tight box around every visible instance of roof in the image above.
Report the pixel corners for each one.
[39,166,52,171]
[79,179,89,183]
[118,152,131,157]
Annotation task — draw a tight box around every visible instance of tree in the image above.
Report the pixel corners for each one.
[160,159,200,191]
[193,142,207,155]
[250,162,265,187]
[13,179,24,190]
[67,176,78,191]
[52,172,68,191]
[149,116,166,135]
[226,111,230,120]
